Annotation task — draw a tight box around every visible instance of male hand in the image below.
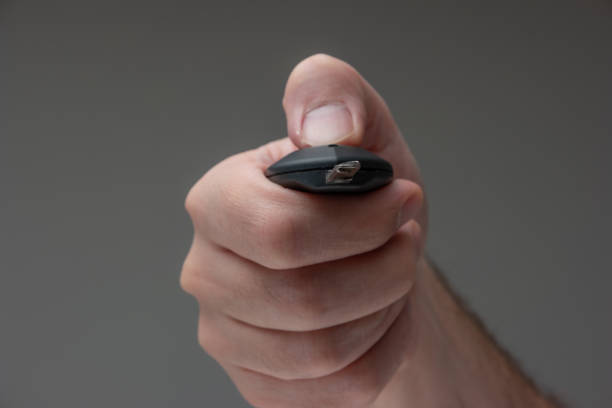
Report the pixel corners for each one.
[180,53,427,407]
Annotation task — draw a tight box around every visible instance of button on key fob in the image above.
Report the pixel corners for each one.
[265,145,393,193]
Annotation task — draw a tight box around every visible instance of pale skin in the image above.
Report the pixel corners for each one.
[180,54,562,408]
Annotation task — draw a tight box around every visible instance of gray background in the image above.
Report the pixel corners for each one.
[1,0,611,407]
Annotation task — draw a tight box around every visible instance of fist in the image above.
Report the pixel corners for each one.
[181,54,427,408]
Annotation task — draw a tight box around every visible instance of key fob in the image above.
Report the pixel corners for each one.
[265,144,393,193]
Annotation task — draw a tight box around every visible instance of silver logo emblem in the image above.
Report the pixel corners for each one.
[325,161,361,184]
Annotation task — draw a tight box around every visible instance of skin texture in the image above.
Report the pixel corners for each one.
[181,54,561,407]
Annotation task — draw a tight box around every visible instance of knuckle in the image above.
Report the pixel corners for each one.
[298,332,347,379]
[184,161,229,230]
[179,252,219,303]
[269,334,344,381]
[184,187,196,217]
[252,207,302,269]
[184,182,205,220]
[289,292,328,331]
[196,318,227,359]
[179,270,195,296]
[272,273,328,331]
[179,257,200,296]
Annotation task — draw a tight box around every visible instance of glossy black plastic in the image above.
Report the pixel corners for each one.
[265,145,393,193]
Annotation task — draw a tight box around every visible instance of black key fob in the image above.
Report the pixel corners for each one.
[265,144,393,193]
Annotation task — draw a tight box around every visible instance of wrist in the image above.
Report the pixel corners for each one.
[372,257,462,407]
[372,258,555,408]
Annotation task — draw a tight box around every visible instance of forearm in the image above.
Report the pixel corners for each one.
[373,259,561,408]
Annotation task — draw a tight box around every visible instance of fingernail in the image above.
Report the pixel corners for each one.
[301,103,353,146]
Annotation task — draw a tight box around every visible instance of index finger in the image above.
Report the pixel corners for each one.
[185,138,423,270]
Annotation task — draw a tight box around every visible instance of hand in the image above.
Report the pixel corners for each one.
[181,54,427,407]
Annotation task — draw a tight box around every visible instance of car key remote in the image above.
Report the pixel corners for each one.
[265,144,393,193]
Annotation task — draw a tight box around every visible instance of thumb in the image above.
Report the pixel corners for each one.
[282,53,421,184]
